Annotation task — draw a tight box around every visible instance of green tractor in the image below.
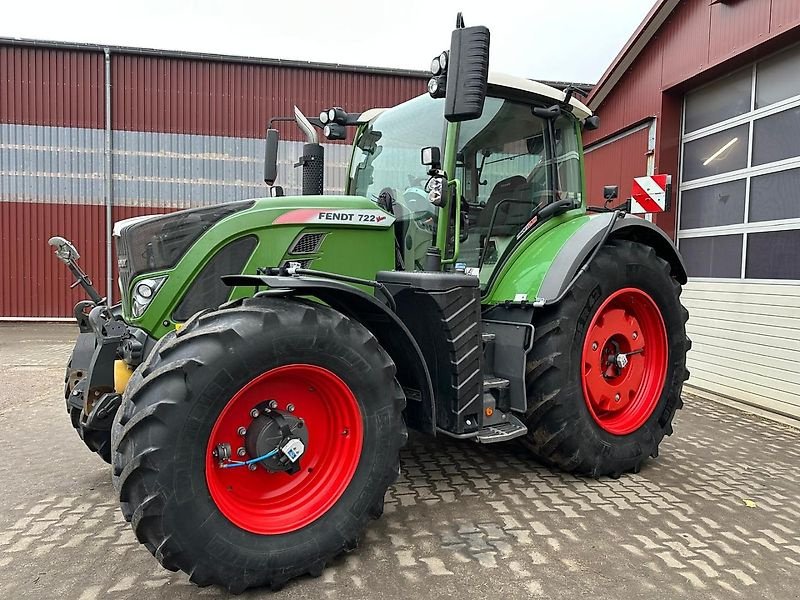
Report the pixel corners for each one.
[50,16,689,593]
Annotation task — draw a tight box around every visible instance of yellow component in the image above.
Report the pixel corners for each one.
[175,322,185,331]
[114,360,134,393]
[485,407,494,417]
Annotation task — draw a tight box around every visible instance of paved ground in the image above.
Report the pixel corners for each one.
[1,322,799,600]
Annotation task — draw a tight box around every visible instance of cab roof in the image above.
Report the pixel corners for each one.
[488,73,592,119]
[358,72,592,123]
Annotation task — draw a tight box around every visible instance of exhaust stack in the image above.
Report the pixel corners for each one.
[294,106,324,195]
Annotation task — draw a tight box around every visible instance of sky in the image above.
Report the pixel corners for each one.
[0,0,657,84]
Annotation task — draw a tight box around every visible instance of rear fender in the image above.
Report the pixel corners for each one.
[536,214,687,302]
[223,274,437,434]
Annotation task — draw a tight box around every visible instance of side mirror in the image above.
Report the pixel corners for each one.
[264,128,279,185]
[444,15,490,122]
[48,236,80,264]
[603,185,619,201]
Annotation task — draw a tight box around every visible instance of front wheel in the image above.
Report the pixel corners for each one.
[111,297,406,593]
[523,240,690,477]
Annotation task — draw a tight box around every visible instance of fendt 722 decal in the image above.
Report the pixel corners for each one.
[274,208,396,227]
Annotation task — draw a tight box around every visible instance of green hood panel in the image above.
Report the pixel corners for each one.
[124,196,395,338]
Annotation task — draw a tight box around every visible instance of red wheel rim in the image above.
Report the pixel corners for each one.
[206,364,363,534]
[580,288,668,435]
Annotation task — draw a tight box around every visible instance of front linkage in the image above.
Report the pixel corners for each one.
[50,237,149,463]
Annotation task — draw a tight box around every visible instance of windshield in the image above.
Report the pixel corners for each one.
[349,93,582,277]
[349,95,446,269]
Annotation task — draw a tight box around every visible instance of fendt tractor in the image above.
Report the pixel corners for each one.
[49,16,689,593]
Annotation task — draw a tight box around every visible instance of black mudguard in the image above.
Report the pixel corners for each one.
[223,274,437,434]
[537,214,687,302]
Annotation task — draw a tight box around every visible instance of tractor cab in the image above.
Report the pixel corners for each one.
[348,74,591,286]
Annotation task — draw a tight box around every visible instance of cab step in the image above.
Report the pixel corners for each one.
[483,376,510,390]
[475,413,528,443]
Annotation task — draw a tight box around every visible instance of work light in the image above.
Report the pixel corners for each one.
[428,76,446,98]
[323,123,347,140]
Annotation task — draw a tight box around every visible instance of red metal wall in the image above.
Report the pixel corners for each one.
[583,0,800,238]
[584,127,651,208]
[111,54,425,141]
[0,43,427,318]
[0,46,104,128]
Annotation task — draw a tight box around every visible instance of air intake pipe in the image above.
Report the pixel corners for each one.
[294,106,324,196]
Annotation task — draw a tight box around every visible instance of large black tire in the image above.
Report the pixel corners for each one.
[111,296,406,593]
[523,240,690,477]
[64,358,112,464]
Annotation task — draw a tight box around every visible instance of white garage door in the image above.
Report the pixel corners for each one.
[677,43,800,419]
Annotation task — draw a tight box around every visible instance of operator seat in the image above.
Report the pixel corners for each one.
[477,175,532,236]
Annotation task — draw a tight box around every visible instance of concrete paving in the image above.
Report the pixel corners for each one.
[1,322,798,599]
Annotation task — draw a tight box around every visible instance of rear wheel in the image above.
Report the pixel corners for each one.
[523,240,690,477]
[111,297,406,593]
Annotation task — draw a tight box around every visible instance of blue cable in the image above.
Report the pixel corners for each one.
[220,448,279,469]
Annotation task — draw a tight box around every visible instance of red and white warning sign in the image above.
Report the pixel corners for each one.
[630,174,672,214]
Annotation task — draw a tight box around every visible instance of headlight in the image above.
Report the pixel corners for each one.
[430,56,442,75]
[438,51,448,71]
[319,110,329,124]
[132,276,167,318]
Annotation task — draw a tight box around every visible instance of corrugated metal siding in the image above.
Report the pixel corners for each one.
[111,54,425,140]
[1,41,425,318]
[708,0,772,65]
[585,0,800,143]
[584,126,651,207]
[0,46,103,128]
[0,202,106,317]
[0,123,105,203]
[683,280,800,419]
[771,0,800,31]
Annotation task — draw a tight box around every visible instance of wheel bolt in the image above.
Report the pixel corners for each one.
[342,428,349,436]
[614,393,621,402]
[592,342,598,351]
[248,464,257,471]
[268,399,278,409]
[287,403,295,413]
[237,447,246,457]
[632,332,638,340]
[237,427,247,436]
[250,408,259,418]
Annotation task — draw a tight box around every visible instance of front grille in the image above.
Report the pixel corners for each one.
[289,232,326,254]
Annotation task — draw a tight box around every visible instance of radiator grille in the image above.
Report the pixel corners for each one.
[289,232,326,254]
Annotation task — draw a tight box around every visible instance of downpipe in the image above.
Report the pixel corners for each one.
[294,106,324,195]
[104,48,113,302]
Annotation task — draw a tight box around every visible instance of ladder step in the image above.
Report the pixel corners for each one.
[475,413,528,443]
[483,376,509,390]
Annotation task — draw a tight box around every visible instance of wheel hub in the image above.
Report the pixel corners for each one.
[581,288,668,435]
[244,407,309,473]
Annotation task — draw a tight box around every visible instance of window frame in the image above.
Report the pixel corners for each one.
[677,44,800,284]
